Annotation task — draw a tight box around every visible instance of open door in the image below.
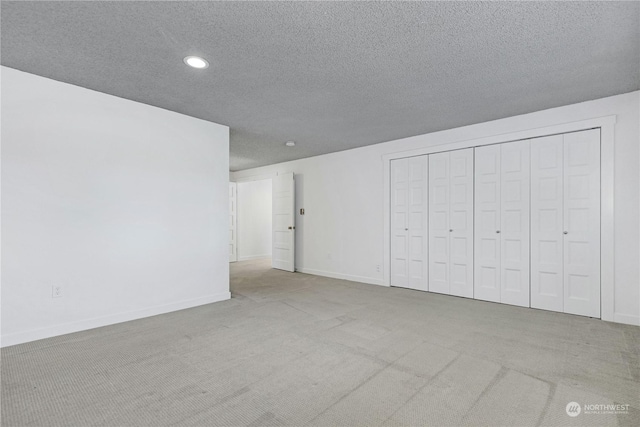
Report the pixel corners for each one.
[229,182,237,262]
[272,172,295,272]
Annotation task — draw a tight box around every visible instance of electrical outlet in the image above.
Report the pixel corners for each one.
[376,264,381,273]
[52,285,63,298]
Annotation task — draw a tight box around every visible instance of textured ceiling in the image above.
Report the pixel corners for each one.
[2,1,639,171]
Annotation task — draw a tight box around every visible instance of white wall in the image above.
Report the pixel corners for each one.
[237,179,272,260]
[1,67,230,346]
[232,91,640,326]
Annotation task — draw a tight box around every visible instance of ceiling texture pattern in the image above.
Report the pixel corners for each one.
[2,1,639,171]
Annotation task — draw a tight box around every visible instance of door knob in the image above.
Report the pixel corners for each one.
[496,230,500,234]
[563,231,568,235]
[449,229,453,232]
[405,228,408,231]
[288,226,295,230]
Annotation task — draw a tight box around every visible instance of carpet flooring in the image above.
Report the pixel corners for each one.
[2,258,639,426]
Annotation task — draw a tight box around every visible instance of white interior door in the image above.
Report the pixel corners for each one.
[475,142,530,306]
[449,149,474,298]
[563,129,600,317]
[407,157,428,291]
[229,182,237,262]
[531,135,564,312]
[500,140,530,307]
[272,172,295,272]
[429,152,450,294]
[391,158,409,288]
[391,157,428,291]
[474,145,501,303]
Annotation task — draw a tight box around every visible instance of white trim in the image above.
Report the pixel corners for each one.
[229,181,238,263]
[238,255,271,261]
[381,116,615,162]
[383,115,617,322]
[613,313,640,326]
[231,172,278,183]
[297,268,386,287]
[600,122,615,324]
[0,292,231,348]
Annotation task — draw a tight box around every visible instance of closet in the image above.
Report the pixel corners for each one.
[390,156,428,291]
[388,129,601,318]
[474,140,530,307]
[428,148,474,298]
[530,129,601,318]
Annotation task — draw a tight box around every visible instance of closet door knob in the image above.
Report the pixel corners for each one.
[496,230,500,234]
[405,228,408,231]
[449,229,453,232]
[563,231,568,235]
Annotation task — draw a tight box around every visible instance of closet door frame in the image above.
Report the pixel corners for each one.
[383,115,615,323]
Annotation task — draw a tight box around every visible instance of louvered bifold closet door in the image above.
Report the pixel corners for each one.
[429,148,474,297]
[391,156,428,291]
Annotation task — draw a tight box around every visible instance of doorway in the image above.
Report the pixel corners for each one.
[236,178,273,262]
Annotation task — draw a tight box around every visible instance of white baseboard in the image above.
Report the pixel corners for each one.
[613,312,640,326]
[0,291,231,348]
[297,270,638,326]
[297,268,386,287]
[238,254,271,261]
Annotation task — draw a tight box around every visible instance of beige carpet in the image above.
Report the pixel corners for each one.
[2,258,639,426]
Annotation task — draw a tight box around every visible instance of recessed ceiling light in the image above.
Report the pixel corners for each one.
[285,141,296,147]
[183,56,209,69]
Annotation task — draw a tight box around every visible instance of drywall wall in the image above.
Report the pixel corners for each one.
[1,67,230,346]
[237,179,272,260]
[232,91,640,326]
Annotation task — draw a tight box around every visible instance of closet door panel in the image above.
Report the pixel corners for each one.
[407,156,428,291]
[500,140,530,307]
[563,130,600,317]
[531,135,564,312]
[449,148,474,298]
[390,158,409,288]
[474,145,501,302]
[428,152,450,294]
